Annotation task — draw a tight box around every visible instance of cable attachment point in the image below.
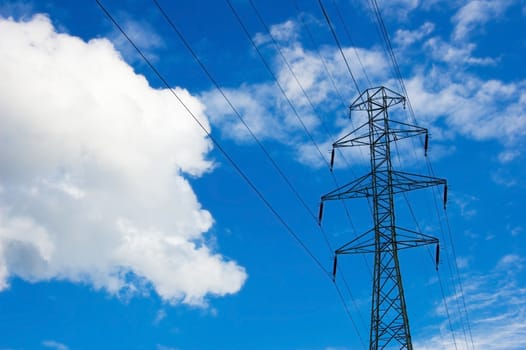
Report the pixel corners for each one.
[424,132,429,157]
[443,184,448,210]
[435,243,440,271]
[332,254,338,282]
[318,201,324,226]
[330,148,335,172]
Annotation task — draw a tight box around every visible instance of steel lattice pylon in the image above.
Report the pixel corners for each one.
[319,87,447,350]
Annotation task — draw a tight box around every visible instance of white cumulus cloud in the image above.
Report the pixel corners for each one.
[0,14,247,305]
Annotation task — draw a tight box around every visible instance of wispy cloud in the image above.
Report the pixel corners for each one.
[42,340,69,350]
[498,150,521,163]
[394,22,435,47]
[202,18,389,166]
[154,309,167,325]
[452,0,515,41]
[156,345,178,350]
[415,253,526,349]
[108,17,164,63]
[450,193,478,219]
[203,3,526,168]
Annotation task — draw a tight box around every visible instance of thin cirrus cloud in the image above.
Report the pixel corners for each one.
[42,340,69,350]
[201,19,389,168]
[0,14,247,305]
[415,254,526,349]
[452,0,515,41]
[203,1,526,167]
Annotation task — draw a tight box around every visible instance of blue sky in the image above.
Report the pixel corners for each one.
[0,0,525,349]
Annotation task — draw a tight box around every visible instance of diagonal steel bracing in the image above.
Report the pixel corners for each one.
[320,87,446,350]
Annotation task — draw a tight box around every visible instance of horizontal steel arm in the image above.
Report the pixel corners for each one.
[335,226,438,255]
[349,86,406,112]
[321,171,446,202]
[390,171,446,194]
[332,120,427,148]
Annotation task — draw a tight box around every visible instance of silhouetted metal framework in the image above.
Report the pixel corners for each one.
[319,87,447,350]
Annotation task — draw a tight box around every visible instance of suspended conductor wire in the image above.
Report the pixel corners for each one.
[292,0,370,169]
[292,0,348,111]
[437,268,460,350]
[339,271,368,330]
[245,0,359,249]
[293,0,378,251]
[152,2,369,343]
[333,280,367,349]
[248,0,335,148]
[228,1,370,336]
[428,169,471,349]
[368,1,475,348]
[151,0,335,253]
[95,0,331,278]
[443,206,476,350]
[433,159,468,349]
[290,0,375,276]
[226,0,365,267]
[247,1,371,336]
[429,176,474,350]
[329,0,372,87]
[225,0,332,169]
[317,0,362,97]
[425,148,475,350]
[389,83,464,350]
[367,0,423,163]
[369,0,405,94]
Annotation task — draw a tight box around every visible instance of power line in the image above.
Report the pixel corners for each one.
[151,1,375,343]
[333,280,368,349]
[95,0,330,278]
[225,0,330,169]
[248,0,334,146]
[223,2,372,339]
[292,0,371,170]
[329,0,372,87]
[444,209,476,349]
[226,0,362,252]
[151,2,373,343]
[246,0,357,250]
[367,2,475,348]
[317,0,361,96]
[291,1,377,254]
[292,0,348,112]
[248,0,375,307]
[320,86,446,349]
[97,7,369,342]
[151,0,332,254]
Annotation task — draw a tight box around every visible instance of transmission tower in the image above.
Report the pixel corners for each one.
[319,86,447,349]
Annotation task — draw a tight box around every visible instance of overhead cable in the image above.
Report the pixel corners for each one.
[95,0,331,279]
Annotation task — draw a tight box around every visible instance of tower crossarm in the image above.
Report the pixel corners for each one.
[388,120,427,142]
[321,173,373,201]
[320,86,446,349]
[334,226,438,255]
[320,171,445,202]
[350,86,406,112]
[391,171,446,194]
[332,121,371,148]
[331,120,428,148]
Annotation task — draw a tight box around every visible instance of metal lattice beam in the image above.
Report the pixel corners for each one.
[320,87,446,350]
